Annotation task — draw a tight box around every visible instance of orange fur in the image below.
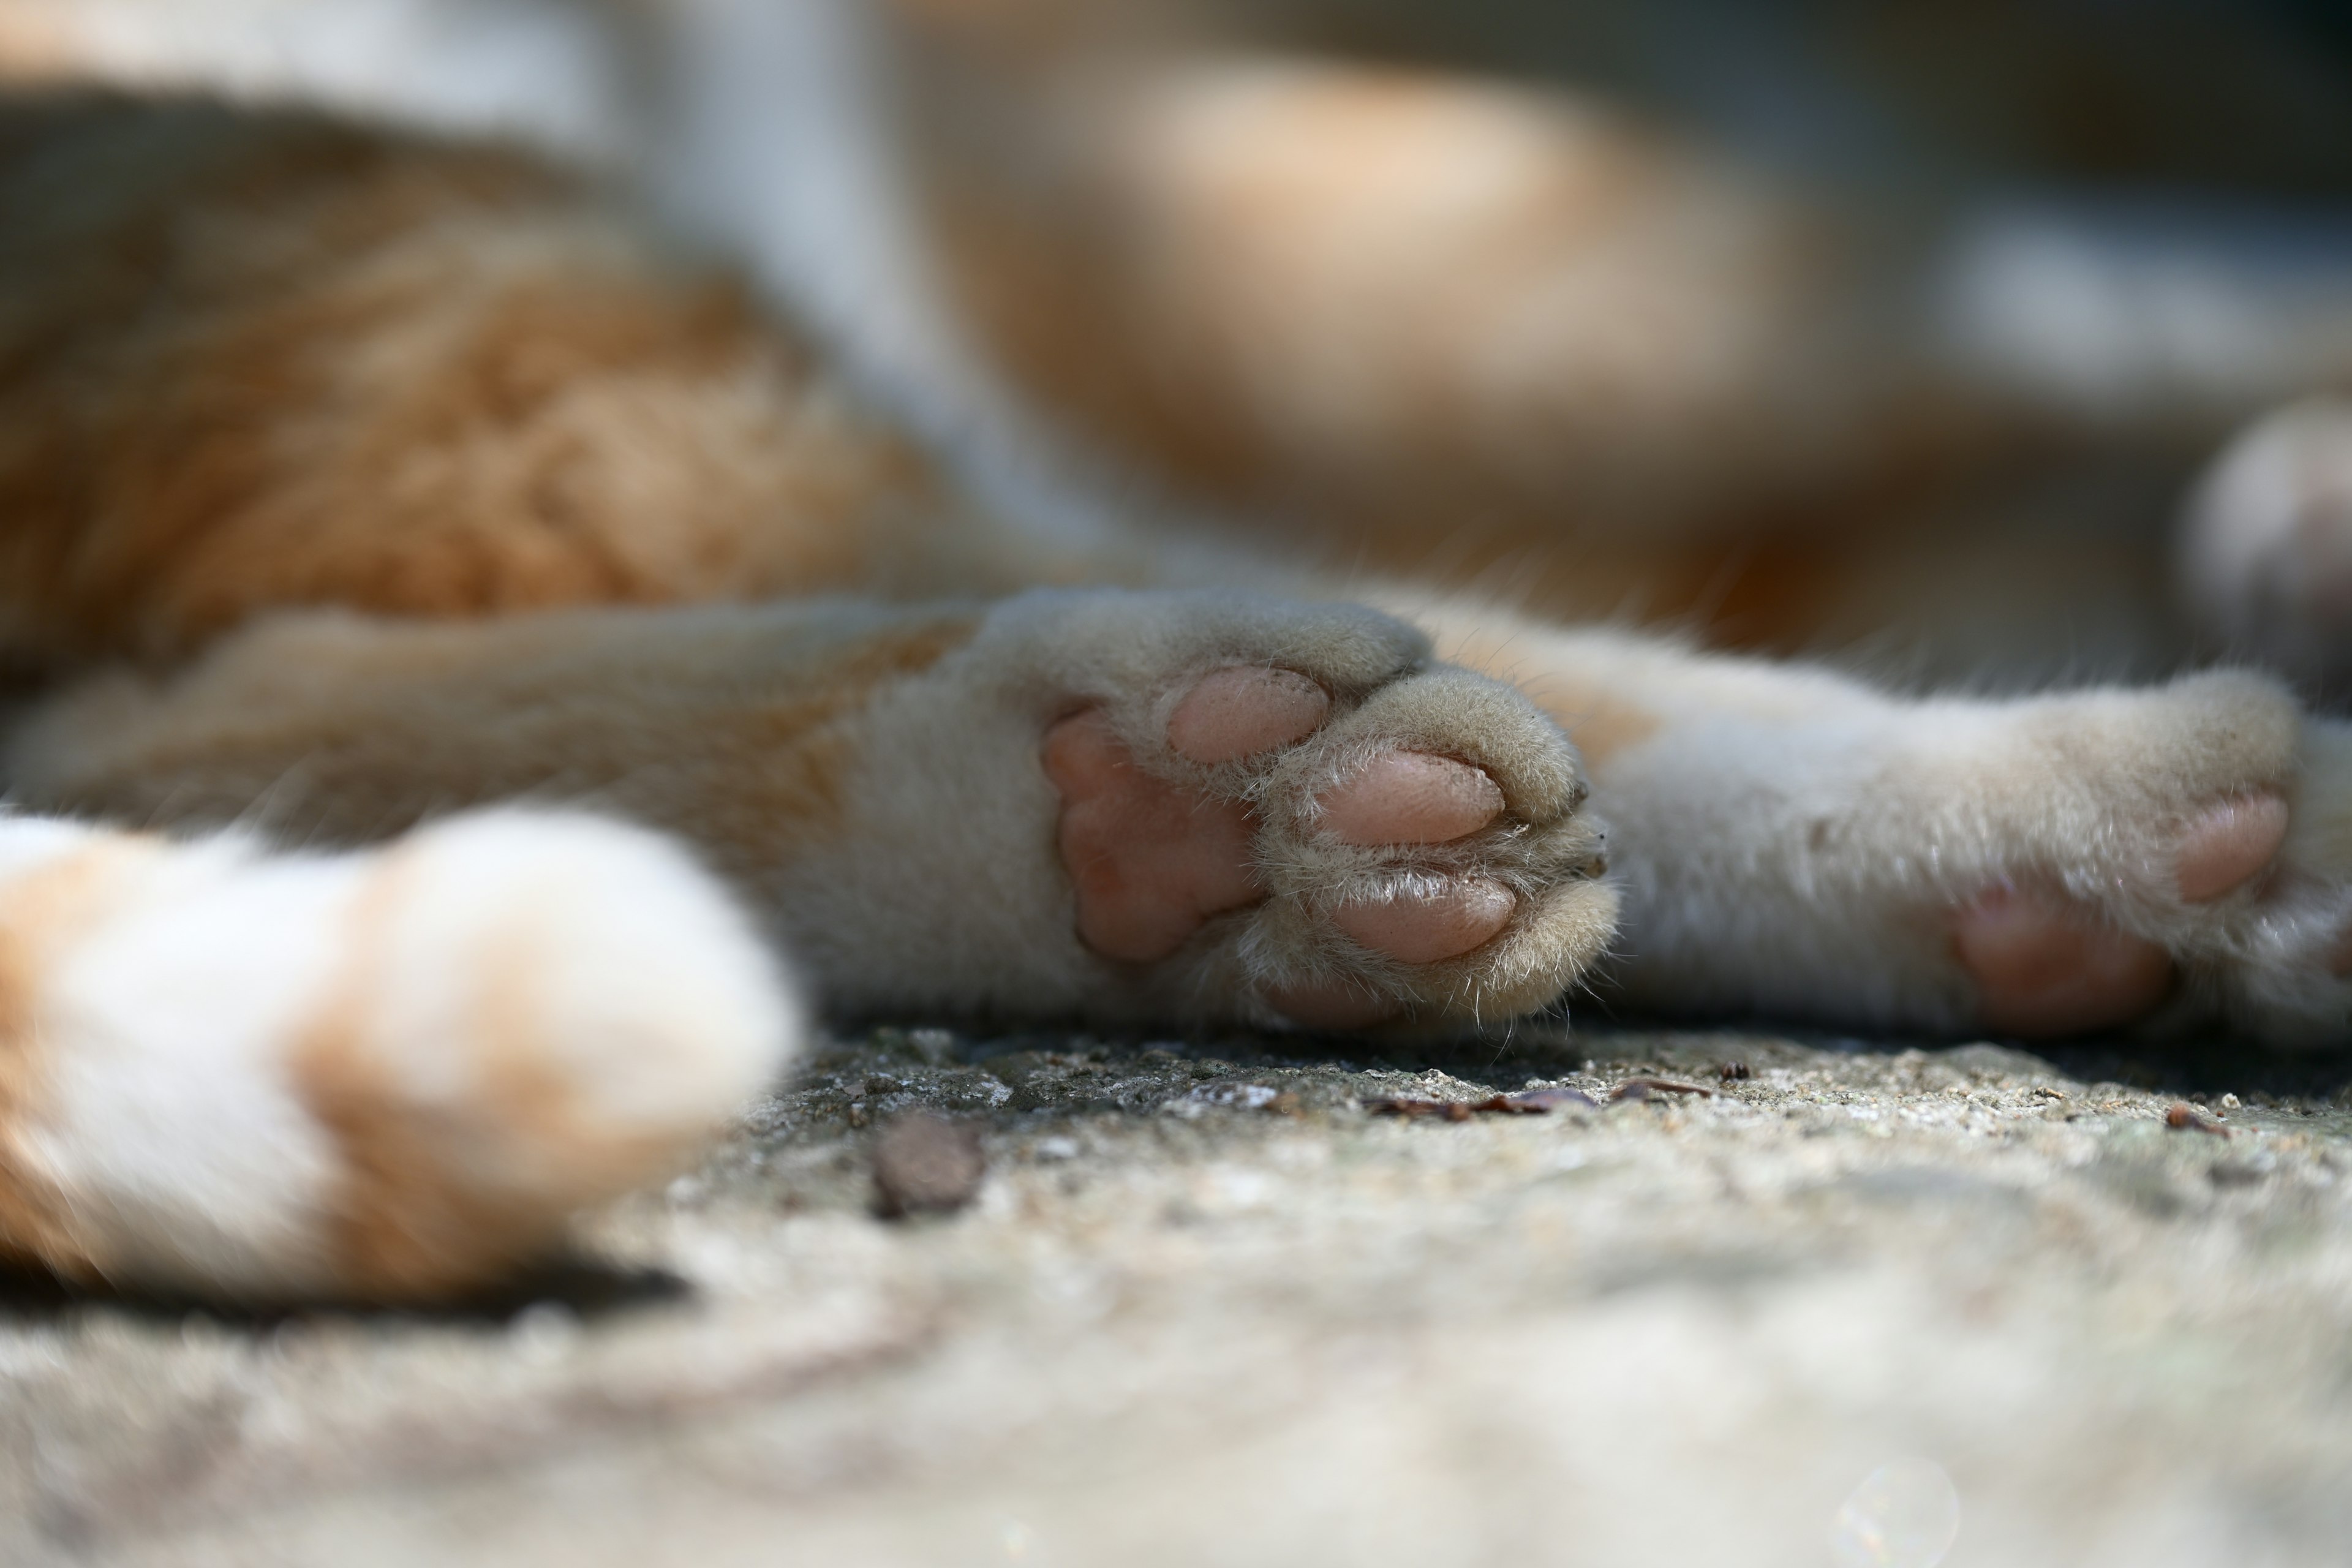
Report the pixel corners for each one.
[290,869,527,1300]
[739,616,984,837]
[0,835,159,1281]
[0,83,2172,693]
[0,94,956,667]
[0,12,68,81]
[899,46,1984,541]
[290,850,621,1299]
[6,607,984,885]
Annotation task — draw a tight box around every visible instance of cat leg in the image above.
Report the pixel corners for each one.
[893,41,1923,540]
[6,591,1617,1031]
[0,807,796,1302]
[1412,597,2352,1046]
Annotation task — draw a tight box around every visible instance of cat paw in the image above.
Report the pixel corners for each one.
[2179,398,2352,702]
[0,807,798,1302]
[1940,672,2352,1044]
[1028,595,1617,1029]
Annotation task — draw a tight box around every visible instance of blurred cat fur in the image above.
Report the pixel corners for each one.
[0,0,2348,1303]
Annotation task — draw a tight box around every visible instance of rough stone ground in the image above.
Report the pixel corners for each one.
[8,1019,2352,1568]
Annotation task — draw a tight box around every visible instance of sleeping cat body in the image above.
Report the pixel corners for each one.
[0,6,2350,1302]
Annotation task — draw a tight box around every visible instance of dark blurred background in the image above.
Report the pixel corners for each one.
[1216,0,2352,199]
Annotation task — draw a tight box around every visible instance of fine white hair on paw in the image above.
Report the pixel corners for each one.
[0,807,800,1302]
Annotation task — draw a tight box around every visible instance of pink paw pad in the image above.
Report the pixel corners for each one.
[1044,665,1531,1020]
[1332,877,1517,964]
[1044,709,1260,963]
[1319,752,1504,846]
[1952,886,2173,1038]
[1167,666,1330,764]
[2174,793,2290,903]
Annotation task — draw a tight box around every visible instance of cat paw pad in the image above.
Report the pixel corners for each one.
[1039,609,1616,1031]
[1943,674,2352,1043]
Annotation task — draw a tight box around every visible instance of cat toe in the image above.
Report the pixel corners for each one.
[1166,665,1330,763]
[2180,398,2352,701]
[1318,753,1504,845]
[1330,876,1518,964]
[2174,792,2289,903]
[1951,886,2173,1036]
[1246,663,1614,1028]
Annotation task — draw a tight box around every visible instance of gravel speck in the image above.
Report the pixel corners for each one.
[872,1112,987,1217]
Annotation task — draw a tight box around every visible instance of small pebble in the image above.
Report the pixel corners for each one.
[2165,1102,2230,1137]
[873,1112,988,1217]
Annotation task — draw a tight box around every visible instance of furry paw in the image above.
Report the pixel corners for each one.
[0,809,797,1302]
[1014,594,1615,1030]
[2179,398,2352,701]
[1041,644,1613,1028]
[1937,673,2352,1044]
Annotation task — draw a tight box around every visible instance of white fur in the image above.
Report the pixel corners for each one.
[30,834,358,1295]
[1406,601,2352,1044]
[4,809,801,1298]
[365,811,798,1186]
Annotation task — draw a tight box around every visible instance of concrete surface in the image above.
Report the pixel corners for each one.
[7,1019,2352,1567]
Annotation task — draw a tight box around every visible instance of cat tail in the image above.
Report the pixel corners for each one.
[0,806,799,1303]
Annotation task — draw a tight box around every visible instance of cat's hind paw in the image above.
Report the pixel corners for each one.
[1027,595,1617,1030]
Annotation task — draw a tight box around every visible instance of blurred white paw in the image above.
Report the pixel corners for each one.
[2180,398,2352,699]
